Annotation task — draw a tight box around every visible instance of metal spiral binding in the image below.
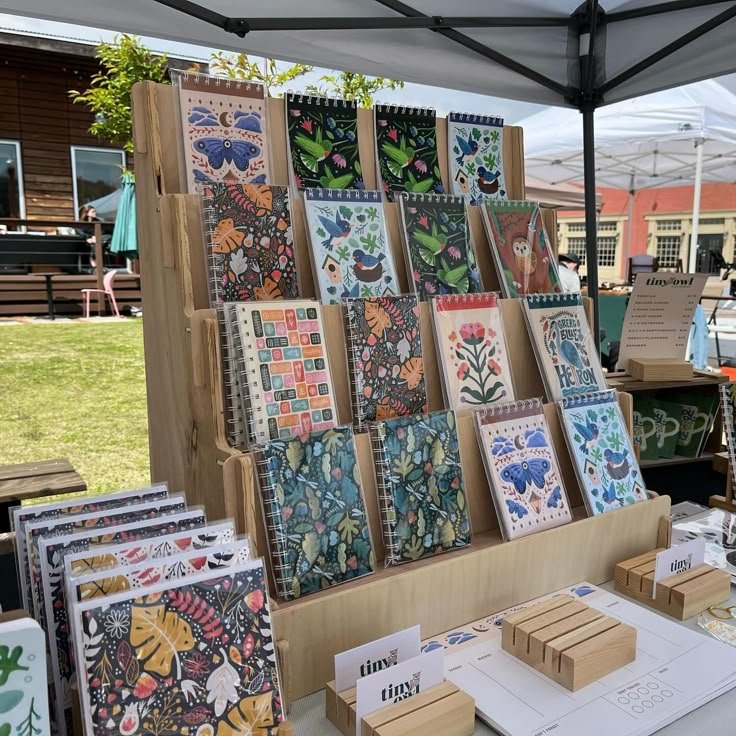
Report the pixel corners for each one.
[449,111,504,127]
[560,389,615,409]
[216,304,247,449]
[179,71,262,94]
[201,192,226,305]
[344,300,369,432]
[286,90,356,108]
[368,422,401,565]
[375,102,435,117]
[477,397,543,421]
[527,293,568,306]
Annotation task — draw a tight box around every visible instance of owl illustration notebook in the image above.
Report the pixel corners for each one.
[173,71,270,192]
[481,200,562,298]
[523,293,607,402]
[397,192,482,300]
[475,398,571,541]
[344,295,427,430]
[371,410,471,566]
[431,292,515,416]
[285,93,362,188]
[559,390,647,516]
[447,112,507,205]
[303,189,398,304]
[257,425,375,599]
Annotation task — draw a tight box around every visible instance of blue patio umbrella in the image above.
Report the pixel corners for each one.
[109,173,138,258]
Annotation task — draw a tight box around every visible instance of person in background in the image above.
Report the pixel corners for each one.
[558,252,582,293]
[76,205,100,269]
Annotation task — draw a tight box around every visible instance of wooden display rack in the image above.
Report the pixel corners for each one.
[627,358,693,382]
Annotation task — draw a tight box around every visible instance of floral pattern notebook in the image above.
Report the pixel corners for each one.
[202,183,298,304]
[371,410,471,565]
[559,390,647,516]
[258,426,375,599]
[285,93,362,188]
[345,295,427,430]
[431,292,515,416]
[374,105,443,202]
[303,189,398,304]
[398,192,482,300]
[448,112,507,205]
[481,200,562,298]
[72,561,283,736]
[475,398,571,540]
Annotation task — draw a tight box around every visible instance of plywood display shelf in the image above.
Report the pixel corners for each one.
[606,370,728,393]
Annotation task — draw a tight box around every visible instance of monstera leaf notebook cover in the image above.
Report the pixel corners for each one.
[559,390,647,516]
[303,189,398,304]
[475,398,571,541]
[481,200,562,298]
[72,560,283,736]
[257,425,375,600]
[344,295,427,430]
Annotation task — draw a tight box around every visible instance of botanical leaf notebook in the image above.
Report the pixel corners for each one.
[374,104,444,202]
[474,398,571,541]
[258,425,375,600]
[447,112,507,205]
[303,189,398,304]
[72,560,283,736]
[431,292,515,416]
[481,200,562,298]
[523,293,607,402]
[397,192,482,300]
[202,183,298,304]
[173,71,270,192]
[285,93,362,188]
[559,390,647,516]
[345,295,427,431]
[371,410,471,565]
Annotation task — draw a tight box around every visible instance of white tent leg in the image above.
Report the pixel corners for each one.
[688,139,704,272]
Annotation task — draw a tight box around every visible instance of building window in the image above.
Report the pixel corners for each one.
[567,238,587,265]
[71,146,126,217]
[657,219,682,231]
[598,237,618,267]
[656,235,682,268]
[567,222,586,232]
[700,218,725,226]
[0,140,24,219]
[598,221,618,232]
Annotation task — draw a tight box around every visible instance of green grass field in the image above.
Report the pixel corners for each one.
[0,320,150,492]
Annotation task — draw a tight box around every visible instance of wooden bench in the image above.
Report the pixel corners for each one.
[0,458,86,504]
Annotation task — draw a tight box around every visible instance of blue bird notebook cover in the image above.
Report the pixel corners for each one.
[474,398,571,541]
[303,189,399,304]
[559,390,648,516]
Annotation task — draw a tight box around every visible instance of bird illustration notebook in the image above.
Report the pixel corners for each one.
[285,93,362,188]
[447,112,507,205]
[431,292,515,416]
[344,295,427,431]
[397,192,482,300]
[303,189,398,304]
[374,104,444,202]
[523,293,607,402]
[72,560,283,736]
[481,200,562,298]
[474,398,571,541]
[559,390,647,516]
[232,300,338,445]
[173,71,270,192]
[370,410,471,566]
[202,183,298,304]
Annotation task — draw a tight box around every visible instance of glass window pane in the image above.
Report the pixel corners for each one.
[0,141,22,219]
[73,148,125,215]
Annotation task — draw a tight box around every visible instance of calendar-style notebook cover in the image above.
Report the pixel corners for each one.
[232,300,338,445]
[475,398,571,541]
[481,200,562,298]
[345,295,427,430]
[374,104,443,202]
[371,410,471,565]
[221,303,247,449]
[285,93,362,188]
[523,293,607,402]
[447,112,507,205]
[397,192,482,300]
[431,292,515,416]
[173,71,270,192]
[303,189,398,304]
[258,425,375,599]
[559,390,647,516]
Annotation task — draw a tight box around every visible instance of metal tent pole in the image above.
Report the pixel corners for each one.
[688,138,704,272]
[624,174,635,280]
[582,104,601,351]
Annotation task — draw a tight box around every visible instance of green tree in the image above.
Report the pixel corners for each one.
[306,71,404,108]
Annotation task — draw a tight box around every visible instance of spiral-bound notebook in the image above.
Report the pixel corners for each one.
[447,112,507,205]
[285,93,362,188]
[431,292,515,416]
[481,200,562,298]
[475,398,571,541]
[172,71,270,192]
[374,104,443,202]
[232,300,338,445]
[370,410,471,566]
[397,192,482,300]
[721,382,736,495]
[303,189,398,304]
[559,390,647,516]
[523,293,607,402]
[220,303,247,449]
[344,295,427,431]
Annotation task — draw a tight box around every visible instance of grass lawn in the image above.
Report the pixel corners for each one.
[0,320,150,492]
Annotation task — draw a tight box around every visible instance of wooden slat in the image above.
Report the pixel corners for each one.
[0,458,74,481]
[0,471,86,502]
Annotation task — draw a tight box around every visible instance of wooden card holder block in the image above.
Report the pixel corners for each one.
[627,358,693,382]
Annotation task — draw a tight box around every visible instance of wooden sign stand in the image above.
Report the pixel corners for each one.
[626,358,693,382]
